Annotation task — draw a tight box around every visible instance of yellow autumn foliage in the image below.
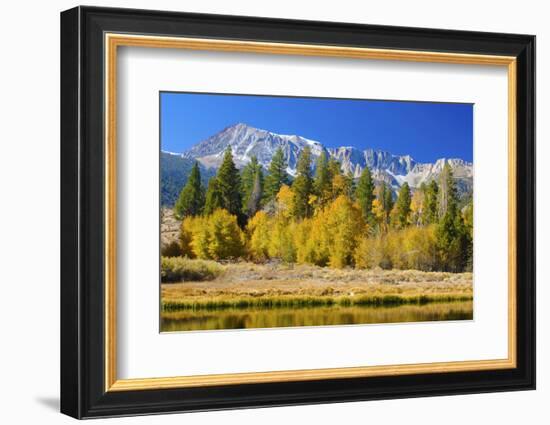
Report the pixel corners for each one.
[354,224,438,271]
[275,184,294,219]
[410,189,425,226]
[267,217,296,262]
[293,195,365,268]
[246,211,271,261]
[180,209,245,260]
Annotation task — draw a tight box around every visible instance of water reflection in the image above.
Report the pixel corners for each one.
[161,301,473,332]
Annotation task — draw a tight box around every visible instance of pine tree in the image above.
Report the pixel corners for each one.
[346,171,356,200]
[434,165,469,272]
[174,161,204,218]
[395,182,412,228]
[435,209,468,272]
[245,170,263,217]
[241,156,263,210]
[291,146,314,219]
[327,158,341,180]
[264,147,289,202]
[216,148,242,216]
[437,162,458,219]
[462,201,474,272]
[424,180,439,224]
[463,200,474,239]
[314,151,331,205]
[356,165,375,222]
[203,177,223,215]
[379,182,394,225]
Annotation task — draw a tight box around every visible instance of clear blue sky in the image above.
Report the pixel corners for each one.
[160,92,473,163]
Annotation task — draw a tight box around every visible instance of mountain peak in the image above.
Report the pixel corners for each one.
[226,122,254,131]
[218,122,259,137]
[183,123,325,173]
[178,124,471,193]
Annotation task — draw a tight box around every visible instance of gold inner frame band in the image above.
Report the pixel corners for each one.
[104,33,518,392]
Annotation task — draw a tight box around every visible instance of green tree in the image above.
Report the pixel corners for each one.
[462,200,474,272]
[203,177,223,215]
[424,180,439,224]
[437,162,458,219]
[241,156,263,210]
[292,146,314,219]
[435,209,469,272]
[434,166,470,272]
[264,147,289,203]
[395,182,412,228]
[327,158,341,180]
[379,182,394,225]
[346,171,356,200]
[463,200,474,239]
[356,165,375,222]
[314,151,331,205]
[216,148,242,217]
[174,161,204,218]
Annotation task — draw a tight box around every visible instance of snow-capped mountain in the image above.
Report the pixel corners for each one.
[183,123,324,176]
[327,147,416,179]
[175,123,472,194]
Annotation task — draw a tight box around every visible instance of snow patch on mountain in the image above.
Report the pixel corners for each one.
[179,123,472,193]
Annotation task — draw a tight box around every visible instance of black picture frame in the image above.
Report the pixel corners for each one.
[61,5,535,419]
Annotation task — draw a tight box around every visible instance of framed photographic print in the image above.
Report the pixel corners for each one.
[60,6,535,419]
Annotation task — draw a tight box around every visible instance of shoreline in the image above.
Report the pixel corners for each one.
[162,293,472,312]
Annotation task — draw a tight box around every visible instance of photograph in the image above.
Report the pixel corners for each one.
[159,92,474,332]
[57,5,536,419]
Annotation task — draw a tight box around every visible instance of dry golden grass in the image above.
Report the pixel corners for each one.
[161,261,472,311]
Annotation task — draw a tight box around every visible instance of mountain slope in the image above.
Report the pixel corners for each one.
[180,123,472,196]
[184,123,325,175]
[160,152,216,206]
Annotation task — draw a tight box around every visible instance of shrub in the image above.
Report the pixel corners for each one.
[354,235,392,269]
[160,257,223,282]
[397,225,438,271]
[355,225,438,271]
[161,241,182,258]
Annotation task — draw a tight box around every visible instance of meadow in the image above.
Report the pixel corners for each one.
[160,259,473,331]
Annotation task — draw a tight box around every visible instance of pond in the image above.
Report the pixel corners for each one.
[160,301,473,332]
